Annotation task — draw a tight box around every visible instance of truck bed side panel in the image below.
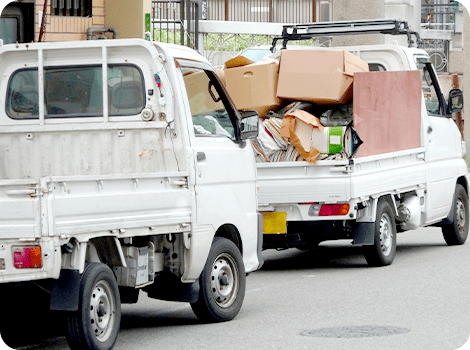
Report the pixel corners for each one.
[257,161,350,205]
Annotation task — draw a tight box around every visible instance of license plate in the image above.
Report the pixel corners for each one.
[262,212,287,234]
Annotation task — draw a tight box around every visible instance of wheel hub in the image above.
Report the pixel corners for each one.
[210,253,239,308]
[89,281,115,342]
[379,213,393,256]
[456,198,466,234]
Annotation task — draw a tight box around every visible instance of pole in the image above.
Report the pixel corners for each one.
[452,74,464,140]
[38,0,48,42]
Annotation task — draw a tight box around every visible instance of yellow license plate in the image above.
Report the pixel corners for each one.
[262,212,287,234]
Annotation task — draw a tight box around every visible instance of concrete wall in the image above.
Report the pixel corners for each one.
[34,0,105,41]
[105,0,151,39]
[331,0,385,46]
[384,0,421,47]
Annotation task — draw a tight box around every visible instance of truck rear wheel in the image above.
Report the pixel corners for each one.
[65,263,121,350]
[190,237,246,323]
[363,199,397,266]
[442,184,469,245]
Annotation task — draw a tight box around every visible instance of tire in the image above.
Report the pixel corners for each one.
[442,184,469,246]
[363,199,397,267]
[190,237,246,323]
[65,263,121,350]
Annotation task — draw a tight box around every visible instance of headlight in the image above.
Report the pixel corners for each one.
[462,141,467,157]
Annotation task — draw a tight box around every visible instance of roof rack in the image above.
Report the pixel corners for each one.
[271,19,422,51]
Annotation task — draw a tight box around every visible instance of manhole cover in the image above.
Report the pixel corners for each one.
[301,326,410,338]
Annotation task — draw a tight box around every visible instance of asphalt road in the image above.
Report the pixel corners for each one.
[2,226,470,350]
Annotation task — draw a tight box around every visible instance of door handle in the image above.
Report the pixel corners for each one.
[197,152,206,161]
[6,189,36,195]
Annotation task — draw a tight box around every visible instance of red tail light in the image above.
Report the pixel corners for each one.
[319,204,350,216]
[13,246,42,268]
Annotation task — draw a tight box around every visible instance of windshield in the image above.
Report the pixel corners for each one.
[239,49,272,62]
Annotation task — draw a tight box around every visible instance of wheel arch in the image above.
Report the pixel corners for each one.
[51,236,125,312]
[457,175,468,194]
[442,179,468,225]
[354,195,394,246]
[214,224,243,256]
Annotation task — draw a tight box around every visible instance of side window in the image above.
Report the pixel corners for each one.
[6,64,145,119]
[7,69,39,117]
[108,66,145,116]
[368,63,386,72]
[182,67,235,138]
[420,64,441,115]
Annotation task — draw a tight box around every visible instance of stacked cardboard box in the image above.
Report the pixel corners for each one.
[223,49,371,163]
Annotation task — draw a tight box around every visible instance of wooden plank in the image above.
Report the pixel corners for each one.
[353,70,422,158]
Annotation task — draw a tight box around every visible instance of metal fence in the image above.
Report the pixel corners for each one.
[205,0,316,23]
[420,39,449,72]
[421,0,458,31]
[151,0,200,49]
[151,0,320,64]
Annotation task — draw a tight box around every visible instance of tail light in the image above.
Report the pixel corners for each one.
[13,246,42,268]
[319,204,350,216]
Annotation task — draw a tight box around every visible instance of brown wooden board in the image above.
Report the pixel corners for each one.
[353,70,422,158]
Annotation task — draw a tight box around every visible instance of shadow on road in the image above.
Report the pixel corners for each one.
[120,308,199,330]
[260,239,450,272]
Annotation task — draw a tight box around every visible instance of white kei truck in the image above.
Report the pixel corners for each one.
[258,20,468,266]
[0,39,262,349]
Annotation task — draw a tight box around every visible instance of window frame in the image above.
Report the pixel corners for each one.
[5,63,146,121]
[177,59,242,142]
[51,0,92,17]
[415,56,447,118]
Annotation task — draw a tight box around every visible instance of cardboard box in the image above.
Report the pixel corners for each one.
[183,71,221,116]
[214,67,226,86]
[277,50,369,105]
[224,58,282,117]
[353,70,422,157]
[280,109,323,163]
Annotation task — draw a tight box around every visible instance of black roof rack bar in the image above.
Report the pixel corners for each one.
[271,19,422,51]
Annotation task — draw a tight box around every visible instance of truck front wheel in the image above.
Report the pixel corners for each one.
[442,184,469,245]
[65,263,121,350]
[363,199,397,267]
[191,237,246,323]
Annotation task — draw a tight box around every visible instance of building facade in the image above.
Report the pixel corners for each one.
[0,0,150,43]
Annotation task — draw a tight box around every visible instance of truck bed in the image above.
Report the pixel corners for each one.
[257,148,427,210]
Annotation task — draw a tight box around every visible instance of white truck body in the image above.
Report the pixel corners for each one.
[259,43,468,265]
[0,39,262,349]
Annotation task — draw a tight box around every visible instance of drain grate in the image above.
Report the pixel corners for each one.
[301,326,411,338]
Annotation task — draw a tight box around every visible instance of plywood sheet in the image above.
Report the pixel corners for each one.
[353,70,422,158]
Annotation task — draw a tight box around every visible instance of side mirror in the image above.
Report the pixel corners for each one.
[240,110,259,140]
[448,88,463,114]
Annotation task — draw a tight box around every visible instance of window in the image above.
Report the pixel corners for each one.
[0,18,18,44]
[51,0,92,17]
[6,64,145,119]
[368,63,386,72]
[181,67,236,138]
[316,0,332,22]
[416,58,442,116]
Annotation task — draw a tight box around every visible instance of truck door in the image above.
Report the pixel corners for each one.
[179,63,258,266]
[419,59,460,221]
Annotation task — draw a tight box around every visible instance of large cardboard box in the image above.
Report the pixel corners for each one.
[277,50,369,104]
[224,58,282,117]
